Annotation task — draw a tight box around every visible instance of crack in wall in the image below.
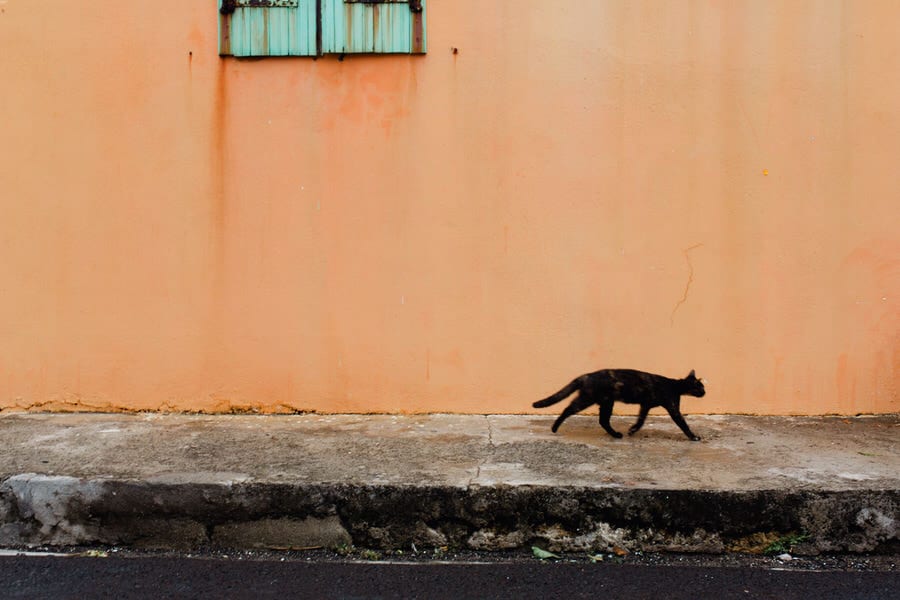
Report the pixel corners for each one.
[670,243,703,325]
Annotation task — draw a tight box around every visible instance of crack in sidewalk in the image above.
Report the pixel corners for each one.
[469,415,496,488]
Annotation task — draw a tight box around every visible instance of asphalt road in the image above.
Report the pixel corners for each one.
[3,555,899,600]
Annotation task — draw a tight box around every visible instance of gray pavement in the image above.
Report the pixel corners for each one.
[1,413,898,554]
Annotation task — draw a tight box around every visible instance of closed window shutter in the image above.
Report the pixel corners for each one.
[322,1,426,54]
[219,0,317,57]
[219,1,426,56]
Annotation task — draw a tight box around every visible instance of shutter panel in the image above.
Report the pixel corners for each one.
[322,0,426,54]
[219,0,317,57]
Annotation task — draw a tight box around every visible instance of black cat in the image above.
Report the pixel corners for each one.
[533,369,706,441]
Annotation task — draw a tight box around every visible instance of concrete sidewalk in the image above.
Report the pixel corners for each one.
[1,413,897,554]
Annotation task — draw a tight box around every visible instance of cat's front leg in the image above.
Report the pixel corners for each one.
[665,406,701,441]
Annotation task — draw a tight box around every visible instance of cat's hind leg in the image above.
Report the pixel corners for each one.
[551,396,585,433]
[628,406,650,436]
[598,399,623,438]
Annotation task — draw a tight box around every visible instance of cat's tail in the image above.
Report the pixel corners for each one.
[532,378,581,408]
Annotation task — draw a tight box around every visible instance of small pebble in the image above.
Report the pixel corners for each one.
[777,553,793,561]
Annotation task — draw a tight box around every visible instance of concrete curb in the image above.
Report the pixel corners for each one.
[2,476,898,554]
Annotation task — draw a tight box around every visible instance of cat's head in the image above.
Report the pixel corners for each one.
[684,369,706,397]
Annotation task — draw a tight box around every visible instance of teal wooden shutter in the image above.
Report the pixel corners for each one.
[219,0,318,56]
[322,0,426,54]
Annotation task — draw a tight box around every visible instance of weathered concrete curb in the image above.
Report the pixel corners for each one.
[2,413,898,553]
[1,476,897,554]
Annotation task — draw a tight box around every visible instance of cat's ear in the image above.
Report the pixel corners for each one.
[688,369,696,379]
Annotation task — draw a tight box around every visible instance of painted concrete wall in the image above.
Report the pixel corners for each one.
[0,1,896,415]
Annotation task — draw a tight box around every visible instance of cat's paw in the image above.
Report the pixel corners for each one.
[689,435,701,442]
[627,428,639,436]
[610,431,623,439]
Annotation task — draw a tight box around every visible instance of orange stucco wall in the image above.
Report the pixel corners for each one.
[0,1,896,415]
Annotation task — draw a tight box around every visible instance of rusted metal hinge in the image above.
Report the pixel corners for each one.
[349,0,423,12]
[220,0,299,15]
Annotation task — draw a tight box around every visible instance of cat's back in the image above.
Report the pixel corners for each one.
[583,368,667,387]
